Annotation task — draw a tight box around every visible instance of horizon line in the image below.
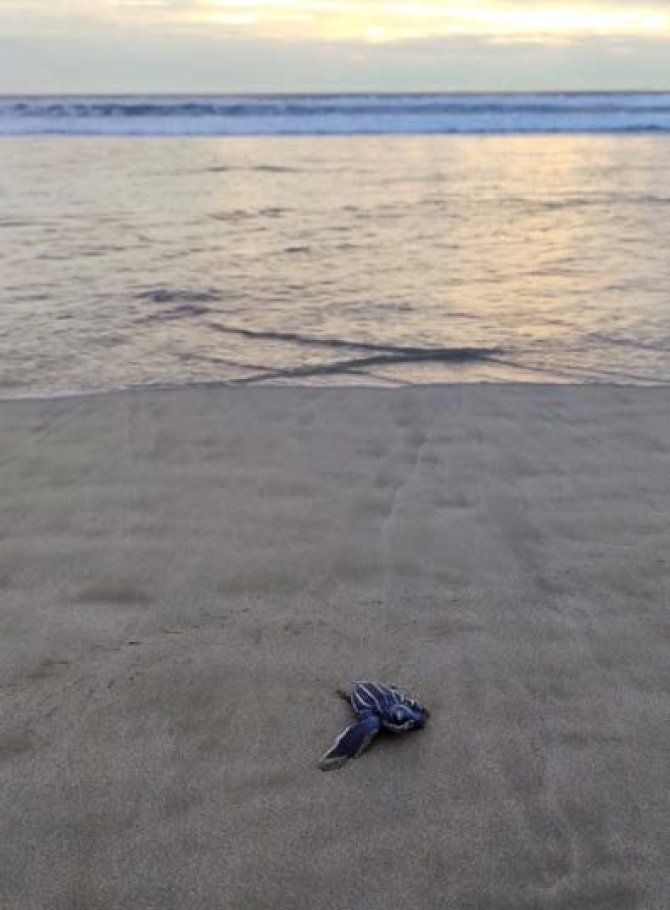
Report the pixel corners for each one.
[2,88,670,98]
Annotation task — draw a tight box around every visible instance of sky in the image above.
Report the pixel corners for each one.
[1,0,669,92]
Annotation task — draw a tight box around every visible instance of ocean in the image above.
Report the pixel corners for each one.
[1,93,669,396]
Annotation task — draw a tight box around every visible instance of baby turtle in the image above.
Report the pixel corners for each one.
[319,680,429,770]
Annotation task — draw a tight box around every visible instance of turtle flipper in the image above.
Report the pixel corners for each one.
[319,713,382,770]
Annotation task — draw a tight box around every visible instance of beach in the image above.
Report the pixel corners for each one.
[1,383,668,909]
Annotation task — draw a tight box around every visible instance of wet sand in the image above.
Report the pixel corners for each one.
[1,385,669,909]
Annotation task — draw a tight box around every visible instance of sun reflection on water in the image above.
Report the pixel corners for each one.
[1,133,669,394]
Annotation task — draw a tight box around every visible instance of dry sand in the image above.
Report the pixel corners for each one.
[1,384,669,909]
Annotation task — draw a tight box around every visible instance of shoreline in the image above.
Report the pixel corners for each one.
[2,383,669,908]
[2,376,670,407]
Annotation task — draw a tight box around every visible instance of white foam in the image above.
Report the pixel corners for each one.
[1,93,669,136]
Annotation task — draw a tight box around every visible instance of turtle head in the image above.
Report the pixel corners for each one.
[384,701,429,732]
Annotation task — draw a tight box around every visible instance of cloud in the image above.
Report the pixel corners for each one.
[186,1,670,42]
[3,1,669,39]
[0,0,668,90]
[1,28,669,92]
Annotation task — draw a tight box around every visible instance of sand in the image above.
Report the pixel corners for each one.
[1,384,669,909]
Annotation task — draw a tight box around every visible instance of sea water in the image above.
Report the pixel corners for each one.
[1,95,669,395]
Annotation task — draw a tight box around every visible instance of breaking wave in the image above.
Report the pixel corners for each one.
[2,93,670,136]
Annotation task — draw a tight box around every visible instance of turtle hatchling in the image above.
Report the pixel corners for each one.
[319,681,429,770]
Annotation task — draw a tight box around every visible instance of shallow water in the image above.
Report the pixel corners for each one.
[1,134,669,395]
